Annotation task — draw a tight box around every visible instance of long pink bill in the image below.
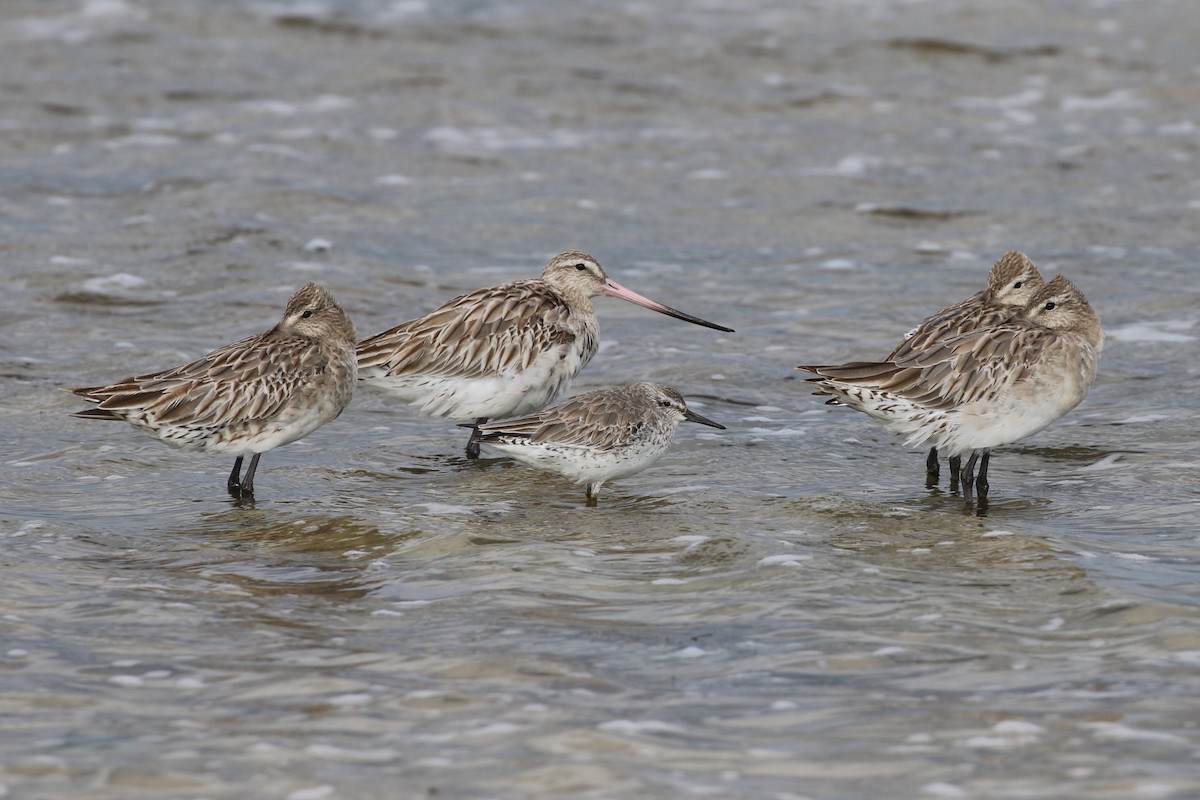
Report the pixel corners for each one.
[603,279,734,333]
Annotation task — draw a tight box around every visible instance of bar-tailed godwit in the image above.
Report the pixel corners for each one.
[801,275,1102,499]
[67,283,357,499]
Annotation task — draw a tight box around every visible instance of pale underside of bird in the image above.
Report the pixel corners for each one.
[471,382,725,504]
[820,249,1047,484]
[66,283,358,499]
[356,251,733,458]
[801,274,1102,499]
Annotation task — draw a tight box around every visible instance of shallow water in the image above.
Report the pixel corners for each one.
[2,0,1199,798]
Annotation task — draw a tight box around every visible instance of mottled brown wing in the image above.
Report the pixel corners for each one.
[477,387,643,450]
[805,322,1047,411]
[356,280,578,380]
[69,332,326,427]
[886,289,989,360]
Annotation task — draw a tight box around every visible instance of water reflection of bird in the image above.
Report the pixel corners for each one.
[67,283,357,499]
[802,275,1103,499]
[356,251,733,459]
[472,382,725,504]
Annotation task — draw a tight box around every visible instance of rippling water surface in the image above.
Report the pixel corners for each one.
[2,1,1199,798]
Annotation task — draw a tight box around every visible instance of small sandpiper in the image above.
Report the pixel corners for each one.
[800,275,1102,499]
[67,283,358,499]
[470,382,725,504]
[357,251,733,458]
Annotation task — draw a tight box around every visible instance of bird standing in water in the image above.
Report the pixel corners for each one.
[67,283,358,499]
[472,382,725,504]
[801,275,1102,500]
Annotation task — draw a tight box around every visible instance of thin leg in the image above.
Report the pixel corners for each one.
[227,456,244,494]
[925,447,940,481]
[466,417,487,460]
[585,483,599,507]
[240,454,261,497]
[948,454,962,489]
[975,451,990,498]
[961,452,979,497]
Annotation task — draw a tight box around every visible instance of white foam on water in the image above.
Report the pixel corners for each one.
[306,743,397,762]
[81,273,146,292]
[955,88,1044,110]
[286,786,335,800]
[413,502,473,515]
[1079,453,1123,472]
[425,126,587,153]
[1081,722,1189,744]
[375,174,413,185]
[662,646,708,659]
[1106,321,1196,342]
[598,719,686,736]
[757,554,812,567]
[921,783,968,798]
[1061,89,1145,112]
[106,134,179,149]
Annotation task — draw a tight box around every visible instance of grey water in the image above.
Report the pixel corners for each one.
[1,0,1198,798]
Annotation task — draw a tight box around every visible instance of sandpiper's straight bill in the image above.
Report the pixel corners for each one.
[470,382,725,504]
[66,283,358,499]
[356,251,733,458]
[800,275,1102,499]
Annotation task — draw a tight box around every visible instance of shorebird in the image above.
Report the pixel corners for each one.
[356,251,733,458]
[800,275,1102,499]
[893,250,1046,481]
[470,382,725,504]
[67,283,358,499]
[819,250,1045,482]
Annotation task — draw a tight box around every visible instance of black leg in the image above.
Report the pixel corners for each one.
[949,455,962,484]
[961,452,979,497]
[585,483,599,507]
[227,456,244,494]
[925,447,940,481]
[240,454,261,497]
[466,417,487,460]
[975,451,990,498]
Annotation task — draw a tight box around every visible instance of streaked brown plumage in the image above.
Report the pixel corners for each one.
[801,275,1103,498]
[473,382,725,503]
[67,283,357,498]
[821,250,1046,481]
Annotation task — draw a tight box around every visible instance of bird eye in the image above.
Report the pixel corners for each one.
[574,263,587,271]
[1013,281,1023,289]
[1043,301,1056,311]
[658,400,672,408]
[301,310,314,319]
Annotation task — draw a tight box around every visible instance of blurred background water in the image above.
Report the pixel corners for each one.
[1,0,1198,798]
